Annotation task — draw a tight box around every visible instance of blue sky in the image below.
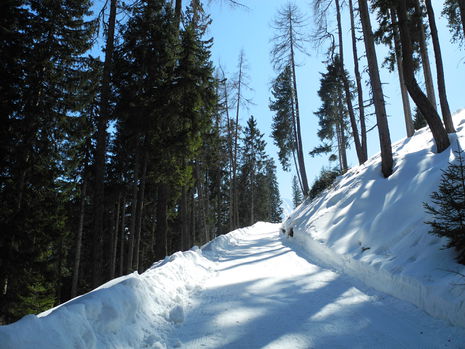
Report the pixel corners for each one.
[206,0,465,202]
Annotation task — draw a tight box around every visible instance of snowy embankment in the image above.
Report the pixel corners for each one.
[0,243,230,348]
[283,110,465,328]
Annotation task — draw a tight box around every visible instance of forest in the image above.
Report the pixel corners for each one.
[1,0,464,324]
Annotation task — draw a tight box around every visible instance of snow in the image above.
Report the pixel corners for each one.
[283,109,465,328]
[2,111,465,348]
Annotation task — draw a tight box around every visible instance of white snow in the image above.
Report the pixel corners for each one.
[1,111,465,348]
[283,109,465,328]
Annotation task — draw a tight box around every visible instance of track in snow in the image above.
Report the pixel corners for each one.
[167,223,464,348]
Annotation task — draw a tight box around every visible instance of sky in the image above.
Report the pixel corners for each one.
[204,0,465,202]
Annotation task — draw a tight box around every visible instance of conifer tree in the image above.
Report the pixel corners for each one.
[424,145,465,264]
[292,175,303,208]
[0,0,95,321]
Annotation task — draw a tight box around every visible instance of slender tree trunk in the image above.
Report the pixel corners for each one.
[126,150,140,272]
[424,0,455,133]
[349,0,368,160]
[92,0,117,288]
[195,162,208,244]
[289,22,309,194]
[181,185,188,250]
[134,153,147,271]
[109,192,121,280]
[391,9,414,137]
[335,0,364,165]
[414,2,437,109]
[395,0,450,153]
[71,178,87,298]
[155,183,169,259]
[358,0,393,177]
[119,195,126,276]
[337,92,348,172]
[174,0,182,25]
[233,53,245,228]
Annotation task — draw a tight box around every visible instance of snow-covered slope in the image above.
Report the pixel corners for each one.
[283,110,465,328]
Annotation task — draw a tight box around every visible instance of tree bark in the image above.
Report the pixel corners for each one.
[349,0,368,161]
[391,9,414,137]
[414,2,437,109]
[126,150,140,272]
[109,192,121,280]
[133,153,147,272]
[92,0,117,288]
[155,183,169,260]
[424,0,455,133]
[395,0,450,153]
[119,195,126,276]
[335,0,364,165]
[358,0,393,177]
[289,19,309,194]
[71,178,87,298]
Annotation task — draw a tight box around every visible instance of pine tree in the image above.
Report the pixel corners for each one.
[424,144,465,264]
[292,175,303,208]
[0,0,95,321]
[311,56,351,173]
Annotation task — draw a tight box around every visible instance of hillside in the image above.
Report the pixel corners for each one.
[283,110,465,328]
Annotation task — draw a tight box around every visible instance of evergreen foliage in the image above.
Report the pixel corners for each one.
[311,56,351,173]
[424,144,465,264]
[309,168,341,201]
[292,175,303,208]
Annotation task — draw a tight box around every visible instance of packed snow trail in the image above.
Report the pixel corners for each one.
[167,223,464,349]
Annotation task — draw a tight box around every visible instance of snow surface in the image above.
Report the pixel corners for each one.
[283,109,465,329]
[2,111,465,348]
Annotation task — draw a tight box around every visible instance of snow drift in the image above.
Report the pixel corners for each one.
[283,110,465,328]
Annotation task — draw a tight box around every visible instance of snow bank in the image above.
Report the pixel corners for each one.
[0,249,215,349]
[283,110,465,328]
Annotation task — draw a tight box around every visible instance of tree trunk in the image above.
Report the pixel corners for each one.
[424,0,455,133]
[289,21,309,194]
[337,92,348,172]
[126,150,140,272]
[155,183,169,260]
[109,192,121,280]
[349,0,368,161]
[414,2,437,109]
[134,153,147,271]
[92,0,117,288]
[71,178,87,298]
[119,195,126,276]
[174,0,182,25]
[391,9,414,137]
[232,54,243,229]
[395,0,450,153]
[358,0,393,177]
[335,0,364,165]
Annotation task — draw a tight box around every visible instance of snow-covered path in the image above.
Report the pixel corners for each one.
[168,223,464,349]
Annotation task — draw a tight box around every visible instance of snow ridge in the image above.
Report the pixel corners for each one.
[0,249,215,349]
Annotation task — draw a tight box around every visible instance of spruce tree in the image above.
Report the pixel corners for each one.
[424,145,465,264]
[292,175,303,208]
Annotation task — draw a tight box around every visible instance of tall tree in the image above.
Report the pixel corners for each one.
[0,0,95,321]
[313,0,366,165]
[92,0,117,288]
[395,0,450,153]
[424,0,455,133]
[270,2,309,194]
[292,175,303,208]
[311,56,350,173]
[358,0,393,177]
